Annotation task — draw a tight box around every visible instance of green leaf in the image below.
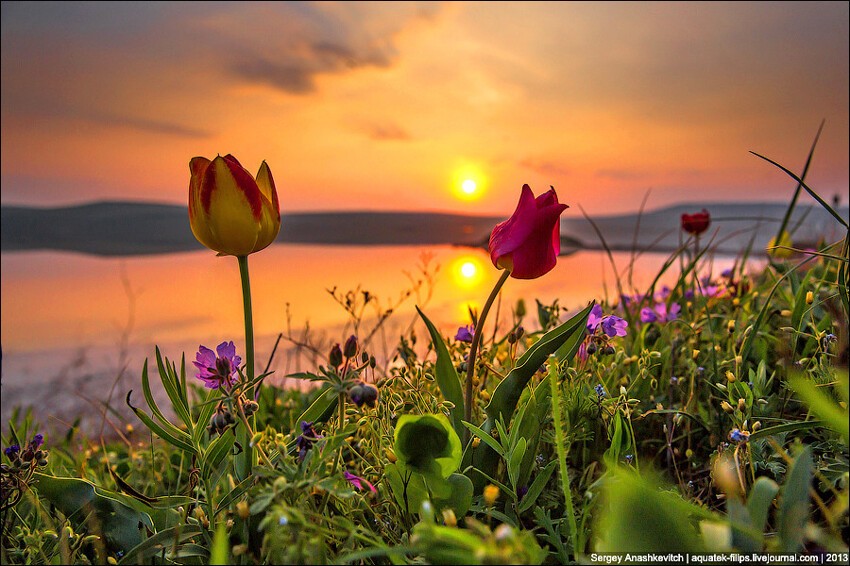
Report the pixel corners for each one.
[507,437,527,489]
[295,386,338,426]
[789,271,813,355]
[778,446,813,553]
[210,521,230,565]
[126,390,197,454]
[395,414,462,483]
[788,375,849,446]
[202,431,237,480]
[461,421,504,456]
[384,464,472,518]
[154,347,193,430]
[192,388,219,447]
[517,459,557,514]
[118,525,204,565]
[596,469,706,553]
[747,476,779,535]
[748,420,822,442]
[33,473,153,554]
[486,303,593,424]
[417,306,465,439]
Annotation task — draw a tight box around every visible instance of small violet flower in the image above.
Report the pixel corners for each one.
[601,315,628,337]
[640,302,681,324]
[29,434,44,451]
[588,304,628,337]
[193,341,242,389]
[296,421,322,461]
[344,470,377,493]
[594,384,606,399]
[455,325,474,343]
[4,444,20,458]
[586,304,604,332]
[729,428,750,443]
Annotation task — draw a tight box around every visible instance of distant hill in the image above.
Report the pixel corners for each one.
[1,201,846,257]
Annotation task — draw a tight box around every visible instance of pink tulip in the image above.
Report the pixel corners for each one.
[488,184,568,279]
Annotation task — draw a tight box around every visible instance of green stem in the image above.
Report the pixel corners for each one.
[236,255,256,480]
[463,269,511,438]
[237,256,255,392]
[548,356,579,560]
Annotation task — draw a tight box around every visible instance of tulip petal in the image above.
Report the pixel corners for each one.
[202,156,263,256]
[488,185,538,267]
[488,184,567,279]
[252,161,281,252]
[188,157,221,251]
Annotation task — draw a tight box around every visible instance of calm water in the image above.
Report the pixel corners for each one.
[1,243,739,380]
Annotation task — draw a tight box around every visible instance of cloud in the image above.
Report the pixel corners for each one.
[519,157,570,178]
[352,120,412,141]
[200,2,444,94]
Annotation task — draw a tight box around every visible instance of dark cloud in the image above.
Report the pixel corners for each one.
[231,38,394,94]
[201,2,440,94]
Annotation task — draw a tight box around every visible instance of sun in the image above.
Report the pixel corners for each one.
[452,255,485,288]
[451,165,486,201]
[460,260,477,278]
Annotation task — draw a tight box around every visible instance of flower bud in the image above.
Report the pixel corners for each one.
[737,398,746,412]
[243,400,259,416]
[721,401,735,414]
[329,344,343,368]
[483,484,500,506]
[726,371,736,383]
[236,500,250,520]
[344,335,358,359]
[727,320,735,333]
[805,291,814,305]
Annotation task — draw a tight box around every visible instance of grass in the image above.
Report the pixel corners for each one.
[1,157,848,565]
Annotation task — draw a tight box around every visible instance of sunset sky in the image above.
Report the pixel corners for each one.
[2,1,847,215]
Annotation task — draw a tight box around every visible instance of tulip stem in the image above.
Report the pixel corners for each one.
[236,255,256,480]
[237,255,255,392]
[464,269,511,440]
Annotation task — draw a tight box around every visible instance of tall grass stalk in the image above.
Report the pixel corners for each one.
[547,356,579,560]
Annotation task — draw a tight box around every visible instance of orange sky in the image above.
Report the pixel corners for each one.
[1,1,848,215]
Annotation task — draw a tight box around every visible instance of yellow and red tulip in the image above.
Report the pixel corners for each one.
[188,154,280,256]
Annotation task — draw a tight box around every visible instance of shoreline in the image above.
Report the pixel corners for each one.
[2,200,847,257]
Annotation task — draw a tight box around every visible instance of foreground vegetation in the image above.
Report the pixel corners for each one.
[2,152,848,564]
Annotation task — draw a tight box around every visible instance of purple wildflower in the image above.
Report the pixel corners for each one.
[4,444,20,458]
[601,315,628,337]
[29,434,44,451]
[296,421,322,461]
[594,384,606,398]
[344,470,377,493]
[641,302,680,324]
[455,325,474,343]
[640,307,658,323]
[349,381,379,408]
[192,341,242,389]
[586,304,604,331]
